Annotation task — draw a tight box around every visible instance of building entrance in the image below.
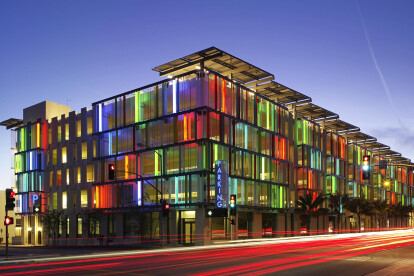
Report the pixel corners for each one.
[184,221,195,244]
[178,210,196,245]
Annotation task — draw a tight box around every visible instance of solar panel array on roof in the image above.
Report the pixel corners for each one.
[152,47,412,164]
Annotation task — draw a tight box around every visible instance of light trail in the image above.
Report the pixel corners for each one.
[1,229,414,276]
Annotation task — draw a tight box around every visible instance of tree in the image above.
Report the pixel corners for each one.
[343,197,373,232]
[327,193,345,233]
[41,209,66,245]
[399,204,413,227]
[125,208,148,247]
[391,202,413,228]
[82,209,103,243]
[296,193,326,235]
[373,201,388,230]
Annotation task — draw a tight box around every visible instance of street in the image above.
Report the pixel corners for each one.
[2,230,414,275]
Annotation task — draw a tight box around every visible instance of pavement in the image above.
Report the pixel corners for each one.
[2,230,414,275]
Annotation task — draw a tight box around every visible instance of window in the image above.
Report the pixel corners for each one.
[53,192,57,209]
[87,164,94,182]
[50,171,53,187]
[62,146,67,163]
[81,189,88,207]
[76,167,81,184]
[93,140,96,158]
[77,120,81,137]
[67,216,70,236]
[108,213,116,235]
[66,168,70,185]
[87,117,93,135]
[53,149,57,165]
[65,123,69,140]
[58,216,62,236]
[82,142,87,159]
[77,215,82,235]
[57,170,61,186]
[62,191,67,209]
[58,125,62,143]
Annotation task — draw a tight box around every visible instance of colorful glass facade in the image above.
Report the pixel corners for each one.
[10,48,414,246]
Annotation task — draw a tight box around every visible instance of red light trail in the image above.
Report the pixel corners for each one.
[2,230,414,275]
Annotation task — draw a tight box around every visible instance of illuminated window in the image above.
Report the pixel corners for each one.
[65,123,69,140]
[66,168,70,185]
[58,125,62,143]
[77,215,82,235]
[67,216,70,236]
[62,191,67,209]
[53,192,57,209]
[93,140,96,158]
[76,167,81,184]
[57,170,61,186]
[77,120,81,137]
[82,142,87,159]
[50,171,53,187]
[87,117,93,135]
[81,189,88,207]
[53,149,57,165]
[59,216,62,236]
[87,164,94,182]
[62,146,67,163]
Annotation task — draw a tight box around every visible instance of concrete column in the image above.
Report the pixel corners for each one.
[291,213,299,236]
[195,207,211,246]
[115,213,123,244]
[251,212,262,239]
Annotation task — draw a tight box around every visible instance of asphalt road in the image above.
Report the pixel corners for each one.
[2,230,414,275]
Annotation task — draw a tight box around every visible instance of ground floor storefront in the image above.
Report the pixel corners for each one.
[15,208,414,246]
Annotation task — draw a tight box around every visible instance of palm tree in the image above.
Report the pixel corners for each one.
[343,197,373,232]
[373,201,388,230]
[327,193,344,233]
[296,193,326,235]
[393,202,413,228]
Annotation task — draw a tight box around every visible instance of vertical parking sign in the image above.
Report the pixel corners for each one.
[215,160,228,208]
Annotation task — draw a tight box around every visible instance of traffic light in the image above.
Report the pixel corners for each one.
[5,189,16,211]
[161,200,170,216]
[229,194,236,216]
[362,155,370,180]
[4,216,13,226]
[229,219,235,225]
[108,164,115,180]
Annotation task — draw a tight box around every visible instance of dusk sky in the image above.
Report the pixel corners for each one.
[1,0,413,190]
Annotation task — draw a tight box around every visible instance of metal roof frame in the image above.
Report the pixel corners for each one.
[0,118,23,129]
[153,46,274,85]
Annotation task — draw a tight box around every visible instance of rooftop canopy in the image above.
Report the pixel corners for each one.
[152,46,413,165]
[153,46,274,86]
[0,118,23,129]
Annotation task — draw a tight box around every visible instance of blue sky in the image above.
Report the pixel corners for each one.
[1,0,413,189]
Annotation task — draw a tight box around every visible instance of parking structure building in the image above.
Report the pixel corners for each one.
[6,47,414,246]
